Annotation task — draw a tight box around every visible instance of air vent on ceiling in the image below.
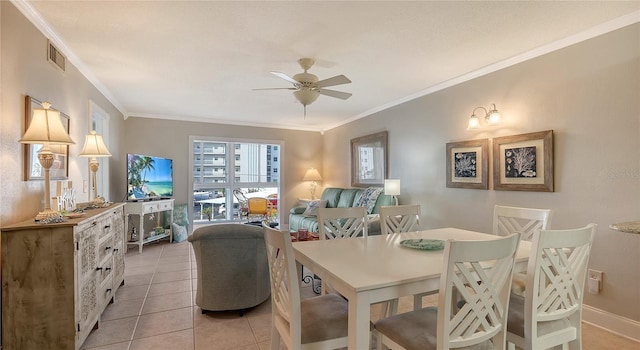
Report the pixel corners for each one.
[47,40,66,72]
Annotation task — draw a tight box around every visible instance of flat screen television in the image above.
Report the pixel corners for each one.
[127,153,173,200]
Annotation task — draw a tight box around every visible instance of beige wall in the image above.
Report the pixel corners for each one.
[0,2,124,226]
[324,23,640,322]
[119,117,323,221]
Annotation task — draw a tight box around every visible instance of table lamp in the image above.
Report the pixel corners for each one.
[384,179,401,205]
[303,168,323,200]
[80,130,112,204]
[19,101,75,221]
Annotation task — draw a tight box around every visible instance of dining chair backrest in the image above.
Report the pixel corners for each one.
[438,233,521,349]
[263,225,302,349]
[318,206,368,239]
[493,205,552,241]
[374,233,521,350]
[379,205,420,235]
[506,224,596,350]
[263,225,349,350]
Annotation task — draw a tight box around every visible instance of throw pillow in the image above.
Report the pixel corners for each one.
[303,200,328,217]
[355,187,382,214]
[172,223,188,243]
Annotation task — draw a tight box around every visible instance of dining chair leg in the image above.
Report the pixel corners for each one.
[375,330,384,350]
[270,326,280,350]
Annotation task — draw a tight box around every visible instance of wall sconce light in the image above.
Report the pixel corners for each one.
[384,179,401,206]
[303,168,323,200]
[80,130,112,204]
[19,101,75,221]
[467,103,502,130]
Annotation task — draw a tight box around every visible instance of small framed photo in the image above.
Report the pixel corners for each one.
[23,96,70,181]
[493,130,553,192]
[446,139,489,190]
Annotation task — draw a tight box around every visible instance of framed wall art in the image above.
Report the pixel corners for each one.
[493,130,553,192]
[23,96,70,181]
[446,139,489,189]
[351,131,388,187]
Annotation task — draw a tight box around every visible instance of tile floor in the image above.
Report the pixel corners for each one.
[80,240,639,350]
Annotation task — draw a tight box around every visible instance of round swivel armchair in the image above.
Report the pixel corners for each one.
[188,223,270,314]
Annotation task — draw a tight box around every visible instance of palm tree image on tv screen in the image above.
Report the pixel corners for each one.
[127,154,174,200]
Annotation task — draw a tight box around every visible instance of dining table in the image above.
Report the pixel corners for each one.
[292,227,532,350]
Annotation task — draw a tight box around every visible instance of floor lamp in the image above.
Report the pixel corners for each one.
[80,130,112,204]
[19,102,75,221]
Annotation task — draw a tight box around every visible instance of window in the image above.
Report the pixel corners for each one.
[191,137,282,224]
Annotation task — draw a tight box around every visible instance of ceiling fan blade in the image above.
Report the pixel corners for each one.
[252,87,297,91]
[315,74,351,88]
[318,89,352,100]
[270,71,300,86]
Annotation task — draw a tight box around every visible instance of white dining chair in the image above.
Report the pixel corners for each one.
[318,206,368,239]
[493,205,552,241]
[506,224,596,350]
[379,204,420,235]
[374,233,521,350]
[317,206,396,320]
[379,205,425,313]
[263,225,350,350]
[493,205,552,296]
[316,207,367,295]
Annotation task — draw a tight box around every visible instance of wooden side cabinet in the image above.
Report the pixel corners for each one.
[1,203,125,350]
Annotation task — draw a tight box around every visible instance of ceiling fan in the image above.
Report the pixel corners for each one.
[254,58,352,117]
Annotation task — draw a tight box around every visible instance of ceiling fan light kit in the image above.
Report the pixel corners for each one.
[255,58,352,117]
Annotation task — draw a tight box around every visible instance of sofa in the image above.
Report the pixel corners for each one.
[288,187,395,236]
[188,224,270,314]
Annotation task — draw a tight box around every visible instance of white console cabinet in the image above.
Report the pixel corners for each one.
[1,203,125,350]
[125,199,174,253]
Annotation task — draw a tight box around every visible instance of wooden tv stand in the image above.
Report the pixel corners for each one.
[125,198,174,253]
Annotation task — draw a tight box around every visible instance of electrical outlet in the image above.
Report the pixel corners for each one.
[588,269,603,294]
[83,180,88,193]
[588,269,603,281]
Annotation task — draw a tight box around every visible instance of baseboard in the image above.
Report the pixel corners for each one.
[582,305,640,343]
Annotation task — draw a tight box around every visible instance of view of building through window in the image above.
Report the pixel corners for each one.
[191,139,281,225]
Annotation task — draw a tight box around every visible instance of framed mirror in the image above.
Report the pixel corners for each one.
[351,131,388,187]
[23,96,70,181]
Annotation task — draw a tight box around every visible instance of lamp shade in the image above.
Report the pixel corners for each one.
[486,105,502,125]
[467,115,481,130]
[80,130,112,157]
[19,103,75,145]
[303,168,323,182]
[384,179,401,196]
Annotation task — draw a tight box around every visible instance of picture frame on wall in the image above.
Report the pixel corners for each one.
[446,139,489,190]
[23,95,70,181]
[492,130,553,192]
[351,131,388,187]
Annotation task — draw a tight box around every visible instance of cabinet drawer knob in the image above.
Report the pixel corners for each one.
[104,225,111,229]
[96,267,103,271]
[105,267,112,271]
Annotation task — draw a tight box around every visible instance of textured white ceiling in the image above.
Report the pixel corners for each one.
[22,1,640,131]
